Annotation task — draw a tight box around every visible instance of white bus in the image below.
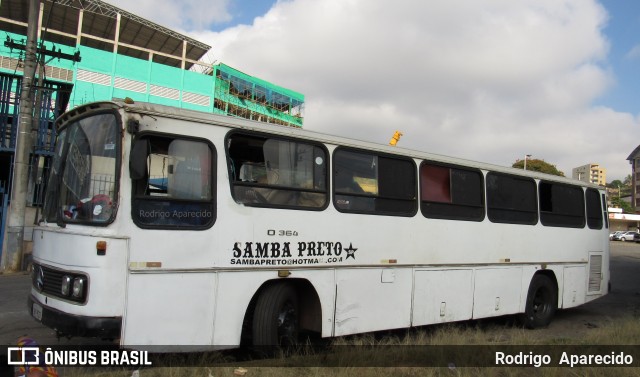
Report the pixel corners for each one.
[29,100,609,349]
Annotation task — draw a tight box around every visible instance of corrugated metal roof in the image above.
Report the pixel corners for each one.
[0,0,211,69]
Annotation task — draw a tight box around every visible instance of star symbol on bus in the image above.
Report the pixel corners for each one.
[345,243,357,259]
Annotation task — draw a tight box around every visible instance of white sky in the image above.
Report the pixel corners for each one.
[107,0,640,181]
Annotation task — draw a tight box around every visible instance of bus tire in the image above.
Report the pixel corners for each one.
[252,282,299,346]
[521,274,557,329]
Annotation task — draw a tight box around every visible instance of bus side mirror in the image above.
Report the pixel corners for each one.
[130,139,149,180]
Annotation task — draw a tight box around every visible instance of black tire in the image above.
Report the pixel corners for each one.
[521,274,557,329]
[252,282,299,346]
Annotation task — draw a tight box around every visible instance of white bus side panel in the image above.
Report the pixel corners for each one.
[334,268,412,337]
[412,269,473,325]
[122,272,216,348]
[472,267,523,319]
[561,266,587,309]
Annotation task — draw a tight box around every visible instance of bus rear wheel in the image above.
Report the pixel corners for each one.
[252,282,299,346]
[521,274,557,329]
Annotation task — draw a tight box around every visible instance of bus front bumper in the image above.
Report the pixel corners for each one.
[28,295,121,339]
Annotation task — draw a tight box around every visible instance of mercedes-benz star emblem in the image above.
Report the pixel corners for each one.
[35,266,44,292]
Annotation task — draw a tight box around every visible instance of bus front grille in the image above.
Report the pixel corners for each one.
[32,263,88,303]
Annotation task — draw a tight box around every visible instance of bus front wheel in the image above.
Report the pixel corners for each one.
[252,282,299,346]
[521,274,557,329]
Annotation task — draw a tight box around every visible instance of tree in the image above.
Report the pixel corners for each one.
[608,179,623,189]
[607,179,631,197]
[512,158,565,177]
[611,196,633,213]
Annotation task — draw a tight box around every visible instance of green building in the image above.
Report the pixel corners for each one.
[0,0,304,259]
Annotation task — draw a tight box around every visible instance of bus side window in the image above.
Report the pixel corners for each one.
[539,181,585,228]
[420,162,484,221]
[486,172,537,225]
[333,148,417,217]
[586,188,604,229]
[131,134,215,229]
[601,193,609,229]
[227,132,328,210]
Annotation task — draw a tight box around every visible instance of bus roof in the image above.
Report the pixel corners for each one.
[63,100,602,190]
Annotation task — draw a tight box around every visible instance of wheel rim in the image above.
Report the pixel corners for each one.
[277,301,298,346]
[532,286,552,319]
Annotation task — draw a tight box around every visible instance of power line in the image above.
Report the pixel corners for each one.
[4,37,81,63]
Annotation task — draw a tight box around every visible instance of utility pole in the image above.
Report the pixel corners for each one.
[1,0,39,272]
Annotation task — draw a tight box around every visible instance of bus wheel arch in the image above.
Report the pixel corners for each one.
[521,271,558,329]
[244,278,322,346]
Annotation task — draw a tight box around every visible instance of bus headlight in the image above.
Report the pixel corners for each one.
[61,275,72,296]
[72,277,85,299]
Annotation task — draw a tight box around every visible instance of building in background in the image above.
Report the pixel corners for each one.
[572,163,606,186]
[608,208,640,232]
[0,0,304,262]
[627,146,640,211]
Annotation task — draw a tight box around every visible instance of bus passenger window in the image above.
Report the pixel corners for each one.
[586,188,603,229]
[130,134,216,229]
[539,181,585,228]
[486,172,537,225]
[333,148,417,217]
[227,132,328,210]
[420,162,484,221]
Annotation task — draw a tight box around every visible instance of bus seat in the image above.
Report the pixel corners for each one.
[263,169,295,205]
[169,160,203,199]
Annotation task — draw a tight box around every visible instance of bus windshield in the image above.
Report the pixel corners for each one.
[43,112,120,225]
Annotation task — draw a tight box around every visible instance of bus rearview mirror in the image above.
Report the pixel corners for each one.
[130,139,149,180]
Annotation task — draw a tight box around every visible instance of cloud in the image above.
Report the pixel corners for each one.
[627,44,640,60]
[113,0,640,180]
[104,0,232,31]
[196,0,640,179]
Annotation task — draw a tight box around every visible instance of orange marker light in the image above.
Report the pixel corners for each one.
[96,241,107,255]
[389,131,403,146]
